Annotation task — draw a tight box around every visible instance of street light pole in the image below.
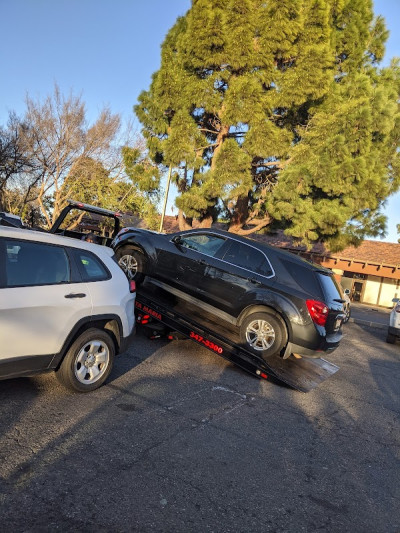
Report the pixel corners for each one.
[159,164,172,232]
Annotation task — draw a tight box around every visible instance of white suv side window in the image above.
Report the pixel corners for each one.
[72,249,110,282]
[4,239,70,287]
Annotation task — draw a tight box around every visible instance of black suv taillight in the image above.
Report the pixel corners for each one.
[129,280,136,293]
[306,299,328,326]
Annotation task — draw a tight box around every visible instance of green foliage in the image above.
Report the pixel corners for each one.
[136,0,400,248]
[66,155,160,230]
[269,66,400,247]
[122,146,160,194]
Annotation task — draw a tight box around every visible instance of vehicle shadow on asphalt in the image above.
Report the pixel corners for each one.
[369,357,399,404]
[352,323,388,342]
[367,332,399,403]
[0,326,399,532]
[108,328,169,383]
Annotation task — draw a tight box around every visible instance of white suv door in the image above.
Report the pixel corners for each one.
[0,237,93,360]
[70,246,135,337]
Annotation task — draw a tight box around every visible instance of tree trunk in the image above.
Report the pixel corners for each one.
[199,216,212,228]
[37,185,52,229]
[178,209,193,231]
[228,196,249,233]
[211,124,229,171]
[195,122,229,230]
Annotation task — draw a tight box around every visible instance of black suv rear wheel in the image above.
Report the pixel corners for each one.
[240,312,286,361]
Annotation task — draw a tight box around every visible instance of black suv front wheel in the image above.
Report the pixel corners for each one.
[240,312,286,361]
[116,245,146,284]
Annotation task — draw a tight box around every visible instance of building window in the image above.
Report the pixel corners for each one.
[343,271,367,280]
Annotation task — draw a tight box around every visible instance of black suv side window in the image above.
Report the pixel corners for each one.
[179,234,226,257]
[4,239,70,287]
[72,249,110,282]
[222,241,273,277]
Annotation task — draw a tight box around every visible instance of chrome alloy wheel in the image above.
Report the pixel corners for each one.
[74,340,110,385]
[118,254,138,280]
[245,319,276,351]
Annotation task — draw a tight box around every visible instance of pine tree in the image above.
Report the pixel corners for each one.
[135,0,400,248]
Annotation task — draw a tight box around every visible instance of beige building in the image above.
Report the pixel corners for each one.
[313,241,400,307]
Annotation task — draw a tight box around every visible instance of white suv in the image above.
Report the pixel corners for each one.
[386,298,400,345]
[0,226,136,392]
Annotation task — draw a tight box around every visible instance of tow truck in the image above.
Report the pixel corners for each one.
[5,200,340,391]
[135,280,340,393]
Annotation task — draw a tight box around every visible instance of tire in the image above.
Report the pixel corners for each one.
[386,332,396,344]
[115,245,146,283]
[343,306,351,324]
[56,328,115,392]
[239,312,287,361]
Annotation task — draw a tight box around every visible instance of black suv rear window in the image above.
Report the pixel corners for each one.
[282,259,322,298]
[317,272,342,303]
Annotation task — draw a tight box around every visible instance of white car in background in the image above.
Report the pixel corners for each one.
[342,288,351,324]
[386,298,400,344]
[0,226,136,392]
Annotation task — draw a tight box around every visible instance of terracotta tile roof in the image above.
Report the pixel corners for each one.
[250,232,400,266]
[333,240,400,266]
[161,216,400,267]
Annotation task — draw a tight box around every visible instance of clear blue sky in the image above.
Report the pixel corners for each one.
[0,0,398,242]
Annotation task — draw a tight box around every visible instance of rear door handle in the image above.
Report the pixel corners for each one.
[197,259,206,265]
[64,293,86,299]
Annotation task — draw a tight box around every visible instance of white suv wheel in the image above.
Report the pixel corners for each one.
[57,328,115,392]
[74,339,110,385]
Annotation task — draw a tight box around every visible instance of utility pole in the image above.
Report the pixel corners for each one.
[159,164,172,232]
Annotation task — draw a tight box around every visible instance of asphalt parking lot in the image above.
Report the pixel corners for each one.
[0,322,399,533]
[349,302,392,328]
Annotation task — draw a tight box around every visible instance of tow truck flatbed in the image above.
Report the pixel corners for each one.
[135,281,339,393]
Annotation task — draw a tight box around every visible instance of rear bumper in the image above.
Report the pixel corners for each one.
[119,325,136,353]
[388,326,400,337]
[289,327,342,359]
[288,341,339,359]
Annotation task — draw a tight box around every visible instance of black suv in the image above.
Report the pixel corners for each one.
[112,228,345,361]
[0,212,24,228]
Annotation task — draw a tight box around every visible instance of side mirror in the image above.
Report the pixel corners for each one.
[392,298,399,303]
[344,289,350,295]
[172,235,183,246]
